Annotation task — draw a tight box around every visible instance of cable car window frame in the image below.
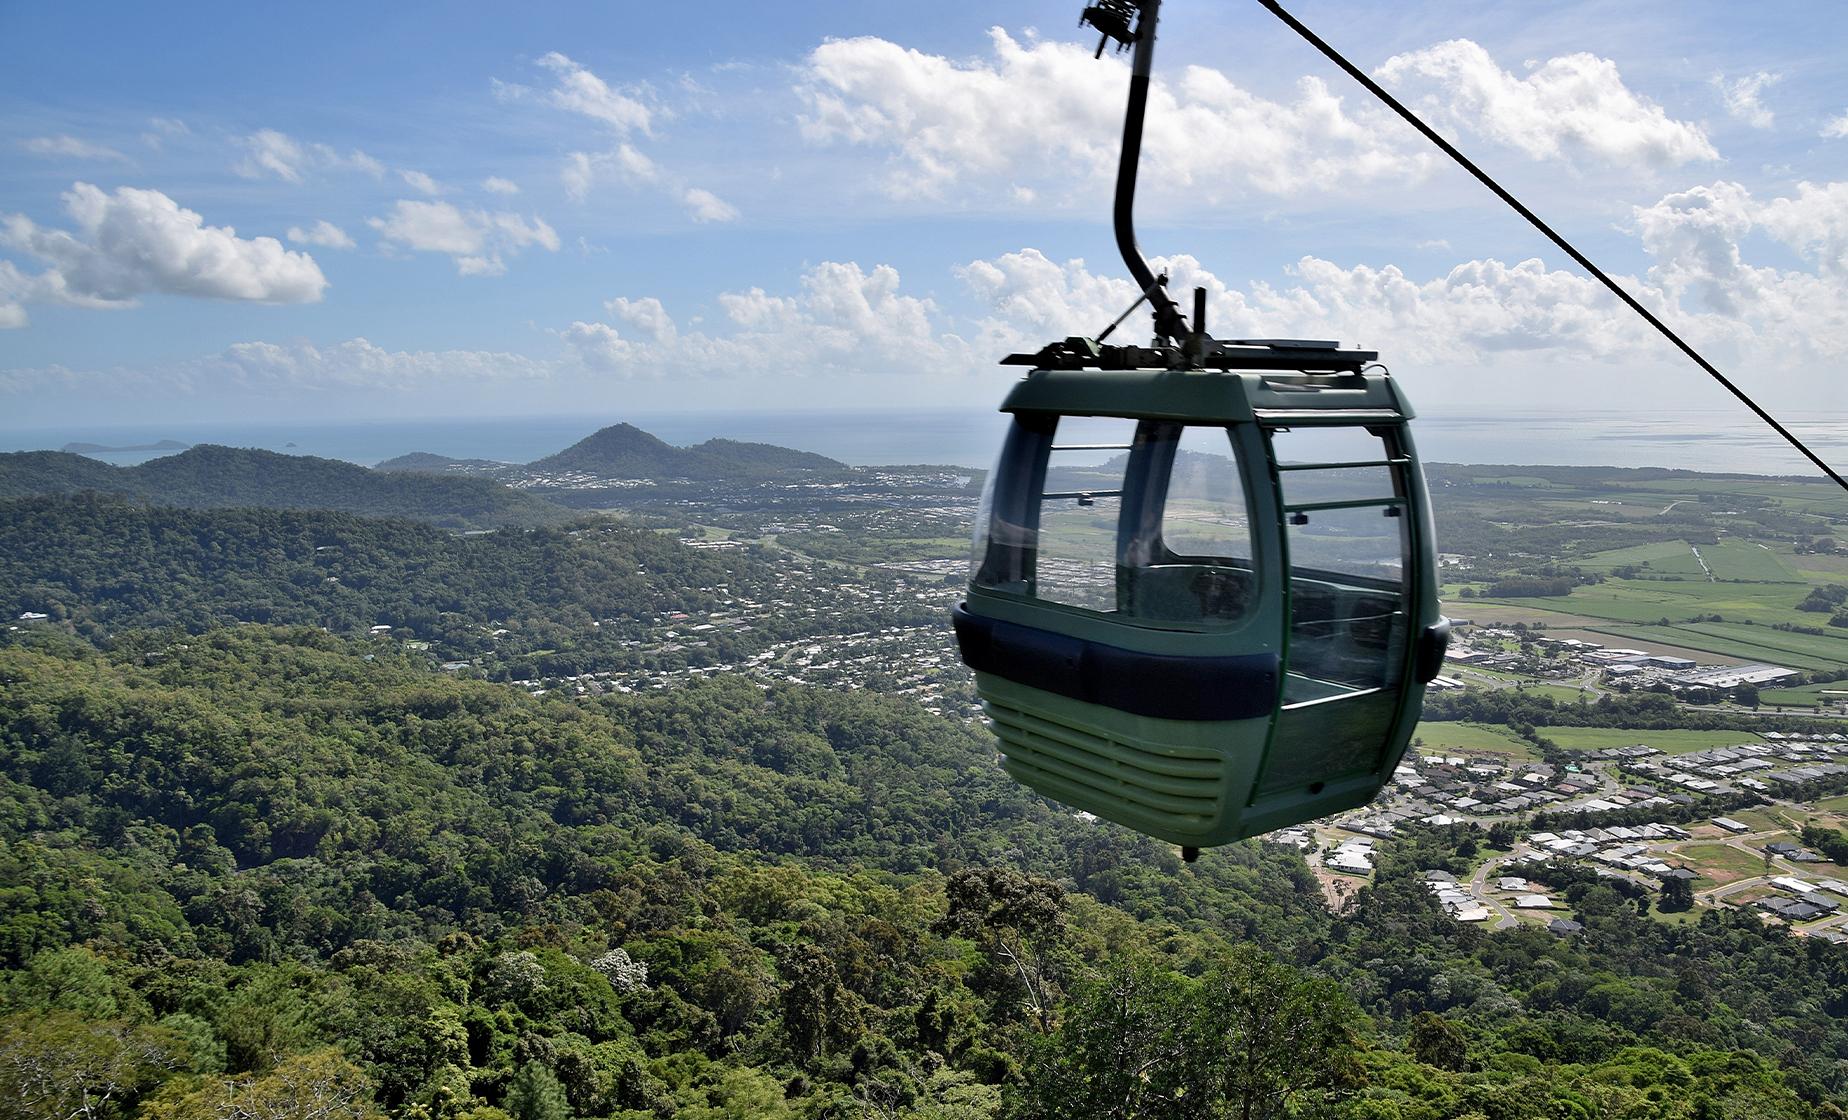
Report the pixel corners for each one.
[971,412,1268,633]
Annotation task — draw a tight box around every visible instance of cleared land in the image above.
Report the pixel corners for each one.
[1536,726,1766,754]
[1674,844,1767,883]
[1410,722,1536,758]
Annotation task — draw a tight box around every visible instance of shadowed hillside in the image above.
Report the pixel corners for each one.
[0,444,567,528]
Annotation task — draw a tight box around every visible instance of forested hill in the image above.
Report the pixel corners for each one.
[525,423,845,480]
[0,497,737,650]
[0,444,566,528]
[0,626,1836,1118]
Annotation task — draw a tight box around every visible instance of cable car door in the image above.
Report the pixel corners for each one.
[1256,421,1420,800]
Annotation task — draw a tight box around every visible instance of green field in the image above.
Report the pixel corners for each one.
[1410,721,1536,757]
[1675,843,1768,880]
[1537,726,1766,754]
[1520,683,1600,704]
[1702,541,1800,582]
[1763,681,1848,709]
[1580,621,1848,672]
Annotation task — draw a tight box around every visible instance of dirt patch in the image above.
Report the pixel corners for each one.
[1312,867,1367,913]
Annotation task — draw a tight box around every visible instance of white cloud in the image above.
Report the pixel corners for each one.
[798,28,1428,202]
[534,51,654,134]
[0,182,327,325]
[141,117,189,149]
[563,260,957,379]
[1376,39,1717,169]
[0,261,41,328]
[960,245,1627,369]
[286,220,356,250]
[1823,112,1848,140]
[216,336,549,389]
[1,336,549,394]
[400,169,444,195]
[22,135,128,162]
[1628,180,1848,364]
[561,320,636,371]
[682,187,738,223]
[1713,71,1781,129]
[958,178,1848,379]
[561,145,657,201]
[604,295,675,341]
[368,199,559,275]
[234,129,383,182]
[482,176,521,195]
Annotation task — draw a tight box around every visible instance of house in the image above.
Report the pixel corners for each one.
[1767,842,1824,863]
[1547,918,1584,936]
[1497,877,1529,892]
[1759,897,1828,922]
[1711,817,1751,833]
[1513,894,1555,909]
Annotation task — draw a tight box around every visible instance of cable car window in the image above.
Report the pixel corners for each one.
[1034,417,1137,612]
[1160,427,1251,560]
[1118,424,1256,625]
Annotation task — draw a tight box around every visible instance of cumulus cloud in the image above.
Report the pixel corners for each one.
[956,247,1631,367]
[956,177,1848,379]
[482,176,521,195]
[1629,180,1848,363]
[563,260,956,379]
[604,295,675,341]
[368,199,559,275]
[798,28,1428,202]
[560,320,635,371]
[1713,71,1780,129]
[1823,112,1848,140]
[286,220,356,250]
[0,182,327,325]
[1376,40,1717,169]
[22,135,128,162]
[400,169,444,195]
[682,187,738,223]
[234,129,384,182]
[503,49,727,220]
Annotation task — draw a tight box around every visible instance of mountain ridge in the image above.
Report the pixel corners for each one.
[0,444,567,529]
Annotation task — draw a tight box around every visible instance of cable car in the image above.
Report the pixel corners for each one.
[952,0,1450,855]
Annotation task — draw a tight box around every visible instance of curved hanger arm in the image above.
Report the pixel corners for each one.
[1111,0,1194,345]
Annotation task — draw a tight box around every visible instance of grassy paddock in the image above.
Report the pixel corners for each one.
[1537,726,1766,754]
[1674,843,1769,880]
[1410,721,1536,757]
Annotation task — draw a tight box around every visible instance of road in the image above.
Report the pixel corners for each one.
[1467,843,1527,929]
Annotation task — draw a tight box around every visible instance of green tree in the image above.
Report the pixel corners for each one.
[1407,1011,1467,1071]
[503,1063,570,1120]
[936,868,1068,1033]
[1010,956,1199,1120]
[142,1047,378,1120]
[0,1012,179,1120]
[1193,948,1364,1120]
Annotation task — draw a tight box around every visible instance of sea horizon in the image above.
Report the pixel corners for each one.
[2,406,1845,480]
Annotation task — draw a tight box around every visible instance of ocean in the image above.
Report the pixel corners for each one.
[2,407,1845,478]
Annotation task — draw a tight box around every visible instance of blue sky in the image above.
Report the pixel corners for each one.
[2,0,1845,465]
